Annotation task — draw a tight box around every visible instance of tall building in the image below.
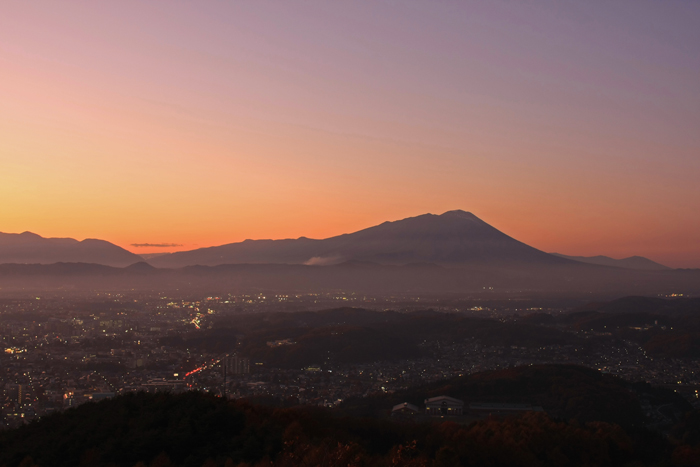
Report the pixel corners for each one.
[7,384,23,405]
[224,355,250,375]
[424,395,464,416]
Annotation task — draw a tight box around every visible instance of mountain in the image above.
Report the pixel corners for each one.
[2,213,696,297]
[551,253,671,271]
[0,231,143,267]
[149,210,571,268]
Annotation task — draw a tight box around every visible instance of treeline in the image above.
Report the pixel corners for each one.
[1,390,692,467]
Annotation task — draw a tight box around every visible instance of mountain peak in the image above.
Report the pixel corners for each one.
[440,210,479,220]
[19,231,42,238]
[150,210,564,267]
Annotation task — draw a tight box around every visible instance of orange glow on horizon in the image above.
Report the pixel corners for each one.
[1,2,699,268]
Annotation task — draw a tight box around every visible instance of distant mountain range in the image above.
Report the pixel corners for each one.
[0,231,143,267]
[551,253,670,271]
[148,210,570,268]
[147,210,672,270]
[0,259,697,299]
[1,211,694,297]
[0,211,675,279]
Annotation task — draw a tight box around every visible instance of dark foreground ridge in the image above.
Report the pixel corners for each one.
[3,365,700,467]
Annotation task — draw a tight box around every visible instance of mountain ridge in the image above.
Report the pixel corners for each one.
[148,210,572,268]
[0,259,698,298]
[0,212,679,273]
[0,231,143,267]
[551,253,670,271]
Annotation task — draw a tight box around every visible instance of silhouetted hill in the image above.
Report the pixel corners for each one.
[552,253,671,271]
[0,389,658,467]
[560,297,700,359]
[124,261,157,272]
[569,296,700,317]
[162,308,575,367]
[0,232,143,267]
[340,364,662,427]
[150,210,572,268]
[0,261,699,298]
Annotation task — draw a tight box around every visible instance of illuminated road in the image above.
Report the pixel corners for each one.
[184,358,221,379]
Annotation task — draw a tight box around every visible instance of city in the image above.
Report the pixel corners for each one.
[3,292,698,431]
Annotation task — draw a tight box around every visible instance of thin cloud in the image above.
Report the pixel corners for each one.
[304,255,342,266]
[131,243,183,248]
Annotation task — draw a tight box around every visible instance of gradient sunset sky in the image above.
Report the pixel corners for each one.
[1,1,699,267]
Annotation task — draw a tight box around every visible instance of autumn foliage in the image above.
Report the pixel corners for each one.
[0,390,672,467]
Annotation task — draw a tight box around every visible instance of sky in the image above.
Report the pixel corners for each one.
[1,1,699,267]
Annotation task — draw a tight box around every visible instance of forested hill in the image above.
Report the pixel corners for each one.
[0,389,684,467]
[159,307,577,369]
[562,297,700,358]
[339,364,689,428]
[3,366,700,467]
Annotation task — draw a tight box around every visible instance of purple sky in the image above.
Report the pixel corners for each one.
[1,1,699,266]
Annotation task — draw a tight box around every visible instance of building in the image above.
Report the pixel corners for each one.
[424,395,464,416]
[5,384,25,406]
[391,402,420,417]
[224,355,250,375]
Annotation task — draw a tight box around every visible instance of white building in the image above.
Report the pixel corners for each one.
[392,402,420,417]
[424,395,464,416]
